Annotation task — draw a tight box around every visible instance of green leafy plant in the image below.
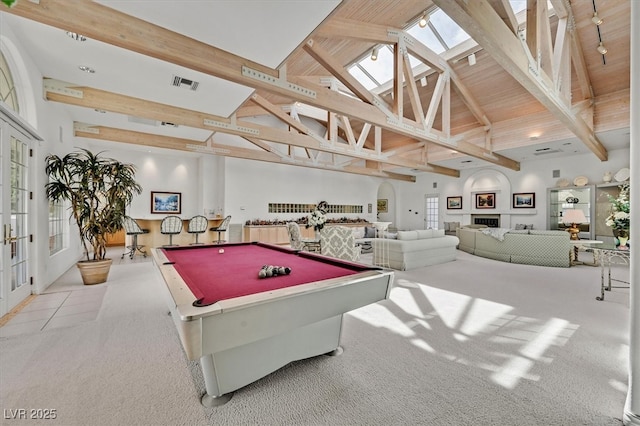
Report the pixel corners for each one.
[45,149,142,261]
[2,0,18,8]
[605,183,630,230]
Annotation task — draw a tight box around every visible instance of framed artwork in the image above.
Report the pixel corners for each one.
[377,199,388,213]
[513,192,535,208]
[447,196,462,209]
[475,192,495,209]
[151,191,181,214]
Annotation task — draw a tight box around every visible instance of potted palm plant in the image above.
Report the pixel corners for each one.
[45,149,142,284]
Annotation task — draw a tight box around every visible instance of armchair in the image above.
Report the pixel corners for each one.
[320,226,361,262]
[286,222,320,252]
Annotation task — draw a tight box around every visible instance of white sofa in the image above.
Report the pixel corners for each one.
[371,229,459,270]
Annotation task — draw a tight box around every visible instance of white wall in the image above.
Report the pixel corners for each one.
[225,158,380,225]
[393,147,631,231]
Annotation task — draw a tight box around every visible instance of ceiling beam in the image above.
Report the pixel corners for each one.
[433,0,608,161]
[3,0,515,171]
[73,123,417,182]
[46,79,457,177]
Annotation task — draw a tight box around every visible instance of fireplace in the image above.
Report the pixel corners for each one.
[472,214,500,228]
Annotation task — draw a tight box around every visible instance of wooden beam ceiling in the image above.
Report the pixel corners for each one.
[73,123,417,182]
[4,0,517,173]
[433,0,608,161]
[46,78,454,178]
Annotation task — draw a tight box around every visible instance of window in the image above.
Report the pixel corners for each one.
[49,199,64,255]
[425,194,439,230]
[0,51,19,113]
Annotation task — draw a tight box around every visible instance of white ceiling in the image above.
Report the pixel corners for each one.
[2,1,341,141]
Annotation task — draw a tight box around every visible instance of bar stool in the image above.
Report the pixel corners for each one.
[121,216,149,259]
[187,215,208,245]
[161,215,183,246]
[210,215,231,244]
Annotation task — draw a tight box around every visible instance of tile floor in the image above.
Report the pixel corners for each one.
[0,246,152,338]
[0,286,107,338]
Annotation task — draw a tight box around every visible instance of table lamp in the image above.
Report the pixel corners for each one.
[562,209,587,240]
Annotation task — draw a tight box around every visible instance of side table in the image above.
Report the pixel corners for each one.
[569,240,602,266]
[593,246,631,301]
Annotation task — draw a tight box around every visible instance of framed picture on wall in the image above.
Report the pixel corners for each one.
[447,196,462,209]
[513,192,535,208]
[151,191,182,214]
[475,192,495,209]
[377,199,388,213]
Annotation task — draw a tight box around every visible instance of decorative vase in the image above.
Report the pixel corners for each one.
[612,228,630,251]
[76,259,112,285]
[603,172,612,183]
[315,229,321,241]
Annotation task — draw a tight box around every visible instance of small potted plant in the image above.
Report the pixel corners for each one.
[45,149,142,284]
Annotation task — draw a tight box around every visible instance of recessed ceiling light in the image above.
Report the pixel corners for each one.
[78,65,95,73]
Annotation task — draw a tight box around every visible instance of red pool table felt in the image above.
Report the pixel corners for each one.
[161,243,372,306]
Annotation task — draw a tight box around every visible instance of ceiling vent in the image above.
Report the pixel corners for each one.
[533,147,563,155]
[171,75,199,91]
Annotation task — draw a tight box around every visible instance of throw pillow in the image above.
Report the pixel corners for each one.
[443,222,452,231]
[352,227,365,239]
[364,226,377,238]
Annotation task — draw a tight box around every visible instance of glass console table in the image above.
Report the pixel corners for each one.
[593,245,631,301]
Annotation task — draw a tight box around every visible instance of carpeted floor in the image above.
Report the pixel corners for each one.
[0,248,630,425]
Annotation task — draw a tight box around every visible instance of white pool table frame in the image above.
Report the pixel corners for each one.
[151,244,394,407]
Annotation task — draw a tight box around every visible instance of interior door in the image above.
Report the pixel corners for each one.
[1,120,32,316]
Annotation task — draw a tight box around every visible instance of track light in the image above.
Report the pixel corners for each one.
[418,13,429,28]
[371,47,379,61]
[597,42,608,55]
[591,12,603,25]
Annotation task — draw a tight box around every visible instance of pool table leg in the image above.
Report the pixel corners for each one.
[325,346,343,356]
[200,354,233,407]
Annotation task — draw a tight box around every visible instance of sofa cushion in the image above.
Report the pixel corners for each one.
[397,230,418,240]
[444,221,460,231]
[416,229,433,239]
[433,229,445,237]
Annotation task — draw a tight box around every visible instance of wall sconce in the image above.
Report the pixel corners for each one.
[371,47,379,61]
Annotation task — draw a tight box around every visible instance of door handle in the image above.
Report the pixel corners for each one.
[4,224,16,245]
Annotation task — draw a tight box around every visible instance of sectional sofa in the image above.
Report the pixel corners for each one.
[456,228,571,267]
[371,229,459,270]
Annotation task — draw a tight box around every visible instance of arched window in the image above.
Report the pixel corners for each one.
[0,50,19,113]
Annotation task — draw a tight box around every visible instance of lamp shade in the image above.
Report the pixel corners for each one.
[563,209,587,224]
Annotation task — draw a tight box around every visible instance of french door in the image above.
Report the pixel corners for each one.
[0,115,33,317]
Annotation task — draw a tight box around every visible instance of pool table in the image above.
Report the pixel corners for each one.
[151,242,394,407]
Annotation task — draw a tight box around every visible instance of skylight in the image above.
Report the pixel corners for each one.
[348,1,527,90]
